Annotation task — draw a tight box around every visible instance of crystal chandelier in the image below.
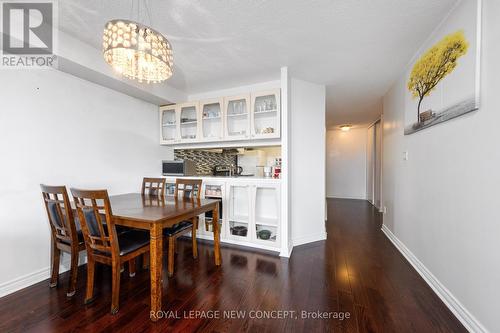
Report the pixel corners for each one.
[102,19,173,83]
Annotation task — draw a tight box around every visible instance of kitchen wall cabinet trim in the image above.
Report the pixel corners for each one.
[160,89,281,146]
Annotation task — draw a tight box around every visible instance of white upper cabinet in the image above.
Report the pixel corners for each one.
[224,94,251,141]
[160,105,179,144]
[179,102,200,142]
[160,89,280,145]
[200,98,224,141]
[251,89,281,139]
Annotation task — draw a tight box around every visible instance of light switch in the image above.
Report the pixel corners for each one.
[403,151,409,161]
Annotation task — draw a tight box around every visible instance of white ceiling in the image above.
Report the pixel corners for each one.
[59,0,457,127]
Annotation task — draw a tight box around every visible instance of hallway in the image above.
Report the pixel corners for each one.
[0,199,466,332]
[322,199,465,332]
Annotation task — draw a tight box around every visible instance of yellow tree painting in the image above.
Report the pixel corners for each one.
[407,30,468,123]
[403,0,480,135]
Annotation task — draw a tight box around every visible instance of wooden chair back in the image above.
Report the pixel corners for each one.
[71,188,118,257]
[40,184,78,245]
[174,179,202,199]
[141,177,166,196]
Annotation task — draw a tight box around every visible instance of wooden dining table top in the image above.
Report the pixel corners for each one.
[108,193,219,224]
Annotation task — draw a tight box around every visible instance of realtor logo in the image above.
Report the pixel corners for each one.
[1,0,57,68]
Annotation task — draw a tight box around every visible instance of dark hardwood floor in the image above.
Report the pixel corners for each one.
[0,199,466,332]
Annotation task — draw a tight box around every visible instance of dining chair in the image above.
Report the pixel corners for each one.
[141,177,166,196]
[40,184,86,297]
[71,188,150,314]
[164,178,202,277]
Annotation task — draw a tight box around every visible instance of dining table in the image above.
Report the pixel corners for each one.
[108,193,221,321]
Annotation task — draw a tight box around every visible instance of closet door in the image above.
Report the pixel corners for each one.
[374,121,382,209]
[366,125,375,204]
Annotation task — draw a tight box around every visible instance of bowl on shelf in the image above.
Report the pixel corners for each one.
[257,229,272,240]
[231,225,248,236]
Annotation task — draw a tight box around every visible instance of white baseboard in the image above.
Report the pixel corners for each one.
[0,266,50,298]
[326,195,367,200]
[0,254,85,298]
[292,232,327,247]
[280,244,294,258]
[381,224,487,333]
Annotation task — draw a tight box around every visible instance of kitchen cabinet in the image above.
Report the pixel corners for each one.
[224,94,251,141]
[160,105,179,144]
[159,89,280,146]
[199,181,225,239]
[200,98,224,141]
[251,89,281,139]
[226,182,252,241]
[164,176,281,252]
[252,183,280,246]
[225,181,280,249]
[179,102,200,142]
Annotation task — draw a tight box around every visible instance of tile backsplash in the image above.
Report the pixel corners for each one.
[174,149,237,175]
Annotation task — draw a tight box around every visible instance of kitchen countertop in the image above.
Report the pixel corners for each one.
[163,175,281,182]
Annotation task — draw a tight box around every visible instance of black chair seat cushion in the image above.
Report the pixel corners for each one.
[59,216,84,245]
[118,230,150,256]
[163,221,193,237]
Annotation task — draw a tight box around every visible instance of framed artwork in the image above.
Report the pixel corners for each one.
[404,0,482,135]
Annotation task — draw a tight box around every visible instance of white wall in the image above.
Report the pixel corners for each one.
[382,0,497,331]
[0,69,173,296]
[326,128,367,200]
[290,78,326,246]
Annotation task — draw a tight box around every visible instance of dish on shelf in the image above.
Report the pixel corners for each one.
[230,225,248,236]
[204,219,222,232]
[181,118,197,123]
[257,229,272,240]
[258,127,275,134]
[181,134,196,139]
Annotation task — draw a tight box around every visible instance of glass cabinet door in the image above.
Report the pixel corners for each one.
[252,183,280,246]
[227,183,251,241]
[200,98,224,141]
[251,89,281,139]
[179,102,199,142]
[160,106,178,143]
[224,95,250,140]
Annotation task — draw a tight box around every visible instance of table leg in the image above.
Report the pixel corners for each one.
[213,203,222,266]
[150,224,163,321]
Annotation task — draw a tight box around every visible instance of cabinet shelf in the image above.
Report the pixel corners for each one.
[255,218,278,227]
[230,215,249,223]
[180,120,197,125]
[227,113,248,117]
[162,123,176,127]
[254,109,277,115]
[203,116,221,120]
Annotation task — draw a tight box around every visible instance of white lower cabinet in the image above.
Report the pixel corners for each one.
[226,183,252,242]
[168,177,281,252]
[252,183,280,246]
[198,181,225,239]
[225,181,280,250]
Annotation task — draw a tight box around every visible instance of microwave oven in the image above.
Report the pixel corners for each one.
[162,160,197,176]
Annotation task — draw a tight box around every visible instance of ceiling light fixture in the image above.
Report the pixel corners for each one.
[102,19,173,83]
[339,124,352,132]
